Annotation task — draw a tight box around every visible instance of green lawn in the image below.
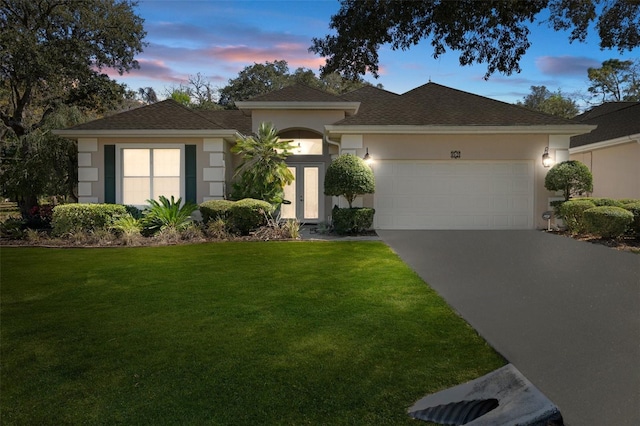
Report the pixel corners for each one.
[1,242,504,425]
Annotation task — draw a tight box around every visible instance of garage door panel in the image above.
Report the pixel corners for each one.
[374,161,534,230]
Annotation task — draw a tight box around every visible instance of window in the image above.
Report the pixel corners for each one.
[279,130,324,155]
[290,138,323,155]
[121,148,182,205]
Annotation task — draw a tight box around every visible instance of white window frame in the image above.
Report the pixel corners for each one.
[115,144,185,207]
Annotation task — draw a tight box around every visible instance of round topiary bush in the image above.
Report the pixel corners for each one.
[558,199,596,234]
[200,199,235,223]
[324,154,375,208]
[623,202,640,236]
[583,206,634,239]
[544,160,593,201]
[227,198,274,235]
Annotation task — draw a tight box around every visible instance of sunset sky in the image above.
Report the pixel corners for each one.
[108,0,640,108]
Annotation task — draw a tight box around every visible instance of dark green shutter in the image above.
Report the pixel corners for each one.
[104,145,116,204]
[185,145,197,204]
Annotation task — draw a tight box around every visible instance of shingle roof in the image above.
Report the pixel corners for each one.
[574,102,637,121]
[247,83,347,102]
[570,102,640,148]
[197,110,252,134]
[66,99,226,131]
[62,82,588,135]
[336,82,579,126]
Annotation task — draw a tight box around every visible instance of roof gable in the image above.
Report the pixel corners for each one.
[247,83,347,102]
[67,99,225,131]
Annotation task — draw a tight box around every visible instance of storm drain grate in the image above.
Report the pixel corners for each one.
[410,398,499,425]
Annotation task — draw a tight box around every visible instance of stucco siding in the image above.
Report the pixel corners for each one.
[251,110,345,135]
[359,133,554,229]
[570,142,640,199]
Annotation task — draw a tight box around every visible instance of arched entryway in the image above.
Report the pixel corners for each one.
[278,129,327,223]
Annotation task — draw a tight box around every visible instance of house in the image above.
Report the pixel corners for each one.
[569,102,640,199]
[55,82,595,230]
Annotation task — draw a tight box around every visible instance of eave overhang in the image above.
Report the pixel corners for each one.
[52,129,243,139]
[569,133,640,154]
[325,124,596,137]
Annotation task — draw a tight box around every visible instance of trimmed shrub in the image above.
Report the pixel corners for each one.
[324,154,375,208]
[623,202,640,236]
[620,199,640,205]
[583,206,633,239]
[544,160,593,201]
[577,198,624,207]
[227,198,274,235]
[200,199,235,223]
[332,206,375,235]
[52,204,127,236]
[558,199,596,234]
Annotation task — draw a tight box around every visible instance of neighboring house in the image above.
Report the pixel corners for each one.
[55,82,594,230]
[569,102,640,199]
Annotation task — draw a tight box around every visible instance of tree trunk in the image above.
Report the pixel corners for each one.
[18,194,38,218]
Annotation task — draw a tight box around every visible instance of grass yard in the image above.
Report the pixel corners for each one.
[1,241,504,425]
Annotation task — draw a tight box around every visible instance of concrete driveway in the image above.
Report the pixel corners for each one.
[378,230,640,426]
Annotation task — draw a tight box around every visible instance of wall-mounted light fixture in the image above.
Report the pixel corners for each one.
[450,150,461,159]
[363,147,372,164]
[542,147,554,168]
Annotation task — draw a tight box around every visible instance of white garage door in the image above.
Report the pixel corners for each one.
[374,161,534,229]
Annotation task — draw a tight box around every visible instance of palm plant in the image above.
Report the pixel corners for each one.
[230,122,295,204]
[141,195,198,234]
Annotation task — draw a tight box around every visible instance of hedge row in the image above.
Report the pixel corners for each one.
[557,198,640,238]
[332,206,375,235]
[50,198,276,237]
[52,204,128,236]
[200,198,274,235]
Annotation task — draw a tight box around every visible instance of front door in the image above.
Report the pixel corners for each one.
[281,164,323,222]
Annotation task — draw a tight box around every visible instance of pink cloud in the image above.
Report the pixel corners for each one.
[100,59,186,83]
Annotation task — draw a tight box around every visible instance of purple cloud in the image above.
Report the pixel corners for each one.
[536,56,601,76]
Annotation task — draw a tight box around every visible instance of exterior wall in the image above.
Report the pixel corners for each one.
[251,110,345,134]
[77,138,100,203]
[357,133,556,229]
[571,142,640,199]
[83,137,229,205]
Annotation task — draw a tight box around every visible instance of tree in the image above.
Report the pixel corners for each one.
[544,160,593,201]
[310,0,640,80]
[138,87,159,105]
[218,60,370,108]
[517,86,579,118]
[219,60,292,108]
[0,106,88,215]
[324,154,375,208]
[230,122,295,204]
[587,59,640,102]
[163,73,222,110]
[1,0,146,213]
[169,89,192,107]
[1,0,146,137]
